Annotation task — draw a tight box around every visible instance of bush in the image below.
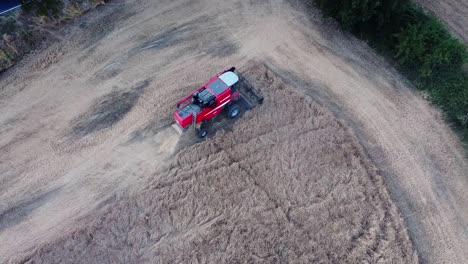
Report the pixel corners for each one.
[430,74,468,132]
[395,14,466,82]
[315,0,468,142]
[316,0,409,34]
[317,0,381,30]
[19,0,64,17]
[0,16,18,36]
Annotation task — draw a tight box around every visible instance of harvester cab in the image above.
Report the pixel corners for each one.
[172,67,263,138]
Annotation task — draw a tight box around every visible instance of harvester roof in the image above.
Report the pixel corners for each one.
[219,71,239,87]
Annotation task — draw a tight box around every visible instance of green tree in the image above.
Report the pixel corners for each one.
[316,0,409,32]
[395,17,466,81]
[19,0,64,17]
[431,76,468,131]
[317,0,378,29]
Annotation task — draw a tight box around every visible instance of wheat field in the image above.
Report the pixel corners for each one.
[12,64,418,263]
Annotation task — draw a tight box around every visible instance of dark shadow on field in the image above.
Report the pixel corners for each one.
[136,15,238,58]
[77,0,136,50]
[70,80,150,138]
[0,188,61,232]
[140,22,194,51]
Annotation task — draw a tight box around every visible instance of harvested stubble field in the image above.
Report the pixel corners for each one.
[0,0,467,263]
[11,64,418,263]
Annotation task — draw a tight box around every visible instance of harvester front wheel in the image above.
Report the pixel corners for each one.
[228,104,240,119]
[198,128,208,139]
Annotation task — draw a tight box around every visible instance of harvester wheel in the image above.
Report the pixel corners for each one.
[228,104,240,119]
[198,128,208,138]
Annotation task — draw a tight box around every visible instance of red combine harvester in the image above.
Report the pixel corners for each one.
[172,67,263,138]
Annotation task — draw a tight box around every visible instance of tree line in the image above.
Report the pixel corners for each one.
[19,0,63,17]
[316,0,468,142]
